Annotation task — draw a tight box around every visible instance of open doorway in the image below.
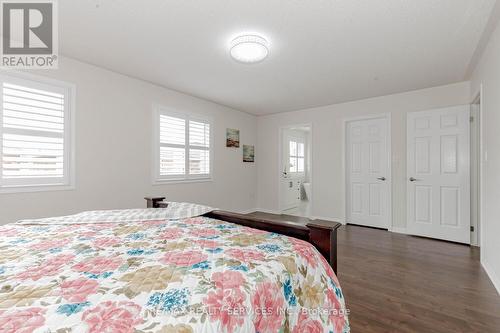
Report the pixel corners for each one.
[279,124,312,218]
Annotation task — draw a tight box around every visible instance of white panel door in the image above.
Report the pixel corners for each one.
[346,117,390,229]
[407,106,470,244]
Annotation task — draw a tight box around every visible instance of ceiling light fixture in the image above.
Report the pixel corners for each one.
[230,34,269,63]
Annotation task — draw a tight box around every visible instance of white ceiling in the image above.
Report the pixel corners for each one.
[60,0,497,115]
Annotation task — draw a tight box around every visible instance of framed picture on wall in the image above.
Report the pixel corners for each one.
[243,145,255,162]
[226,128,240,147]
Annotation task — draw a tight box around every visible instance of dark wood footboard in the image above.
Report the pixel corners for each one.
[144,197,341,273]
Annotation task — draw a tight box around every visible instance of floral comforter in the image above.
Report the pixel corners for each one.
[0,210,349,333]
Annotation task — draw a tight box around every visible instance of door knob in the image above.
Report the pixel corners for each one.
[409,177,419,182]
[377,177,386,181]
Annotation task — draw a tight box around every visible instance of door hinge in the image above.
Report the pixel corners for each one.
[470,226,475,232]
[470,116,474,123]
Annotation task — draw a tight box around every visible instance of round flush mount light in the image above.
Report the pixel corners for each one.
[230,34,269,63]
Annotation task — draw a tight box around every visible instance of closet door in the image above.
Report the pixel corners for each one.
[407,106,470,244]
[346,117,390,229]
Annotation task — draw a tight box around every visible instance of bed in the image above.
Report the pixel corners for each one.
[0,200,350,333]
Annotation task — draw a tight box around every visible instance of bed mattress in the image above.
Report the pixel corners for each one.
[0,206,349,332]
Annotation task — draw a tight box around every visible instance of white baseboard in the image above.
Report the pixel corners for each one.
[482,259,500,296]
[391,227,408,234]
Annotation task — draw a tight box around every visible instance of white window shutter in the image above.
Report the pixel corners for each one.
[159,146,185,176]
[159,114,186,176]
[155,108,212,182]
[189,120,210,175]
[189,120,210,148]
[0,77,72,189]
[159,115,185,146]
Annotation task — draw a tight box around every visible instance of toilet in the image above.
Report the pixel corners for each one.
[302,182,311,200]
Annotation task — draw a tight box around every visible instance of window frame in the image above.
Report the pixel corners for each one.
[288,138,305,175]
[152,105,213,184]
[0,71,76,194]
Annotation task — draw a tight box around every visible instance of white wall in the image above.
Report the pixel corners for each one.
[0,57,257,224]
[257,82,470,228]
[470,18,500,294]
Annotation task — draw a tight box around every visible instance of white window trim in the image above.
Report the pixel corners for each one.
[152,105,213,184]
[0,71,76,194]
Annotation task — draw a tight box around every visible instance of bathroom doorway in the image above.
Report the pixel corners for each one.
[278,124,312,218]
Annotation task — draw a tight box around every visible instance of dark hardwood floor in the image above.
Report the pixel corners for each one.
[247,212,500,333]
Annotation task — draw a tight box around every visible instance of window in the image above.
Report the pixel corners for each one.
[0,73,75,192]
[154,106,212,183]
[289,139,305,173]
